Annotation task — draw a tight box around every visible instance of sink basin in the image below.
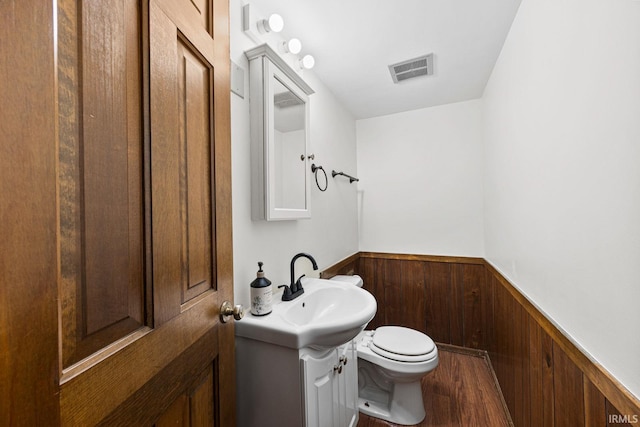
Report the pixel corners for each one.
[235,277,377,350]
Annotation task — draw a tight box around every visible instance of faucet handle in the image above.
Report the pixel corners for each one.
[295,274,306,291]
[278,284,292,300]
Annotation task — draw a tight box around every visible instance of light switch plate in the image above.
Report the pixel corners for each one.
[231,61,245,98]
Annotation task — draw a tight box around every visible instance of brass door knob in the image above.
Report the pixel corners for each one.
[220,301,244,323]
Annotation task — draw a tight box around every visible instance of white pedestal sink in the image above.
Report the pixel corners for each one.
[235,277,377,350]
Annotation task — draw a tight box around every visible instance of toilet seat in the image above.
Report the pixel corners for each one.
[369,326,436,362]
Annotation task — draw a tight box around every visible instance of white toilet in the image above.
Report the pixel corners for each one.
[331,275,439,426]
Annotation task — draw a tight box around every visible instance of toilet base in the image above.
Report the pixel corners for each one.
[358,380,425,426]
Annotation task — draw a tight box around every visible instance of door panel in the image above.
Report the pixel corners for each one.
[150,0,218,322]
[151,362,216,427]
[179,36,215,303]
[183,0,213,35]
[80,0,145,338]
[188,364,217,426]
[156,395,190,427]
[57,0,146,368]
[177,30,215,305]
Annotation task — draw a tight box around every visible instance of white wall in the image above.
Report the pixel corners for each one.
[230,0,359,306]
[357,100,485,256]
[483,0,640,398]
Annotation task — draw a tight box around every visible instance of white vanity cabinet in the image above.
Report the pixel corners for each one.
[236,337,359,427]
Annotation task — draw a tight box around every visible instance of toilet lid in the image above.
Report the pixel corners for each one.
[370,326,436,362]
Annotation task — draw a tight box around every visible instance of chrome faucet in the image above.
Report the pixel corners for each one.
[279,253,319,301]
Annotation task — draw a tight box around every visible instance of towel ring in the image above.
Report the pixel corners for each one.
[311,164,328,192]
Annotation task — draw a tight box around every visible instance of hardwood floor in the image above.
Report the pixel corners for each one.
[357,345,513,427]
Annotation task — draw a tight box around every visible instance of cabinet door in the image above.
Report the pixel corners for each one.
[302,350,340,427]
[340,342,360,427]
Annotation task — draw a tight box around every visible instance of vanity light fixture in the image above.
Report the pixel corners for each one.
[281,38,302,55]
[257,13,284,34]
[299,54,315,70]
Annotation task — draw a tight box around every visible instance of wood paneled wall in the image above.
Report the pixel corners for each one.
[485,263,640,427]
[356,253,487,350]
[323,252,640,427]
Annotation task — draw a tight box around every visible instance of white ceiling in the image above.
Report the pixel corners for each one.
[250,0,522,119]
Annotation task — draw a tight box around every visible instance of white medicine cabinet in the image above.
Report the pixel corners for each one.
[245,44,314,221]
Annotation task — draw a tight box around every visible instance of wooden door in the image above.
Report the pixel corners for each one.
[0,0,235,425]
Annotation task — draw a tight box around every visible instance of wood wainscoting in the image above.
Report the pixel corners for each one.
[322,252,640,426]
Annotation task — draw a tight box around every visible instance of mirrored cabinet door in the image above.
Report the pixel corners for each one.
[270,68,308,214]
[246,44,314,221]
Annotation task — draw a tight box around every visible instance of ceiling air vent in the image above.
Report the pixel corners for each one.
[388,53,434,84]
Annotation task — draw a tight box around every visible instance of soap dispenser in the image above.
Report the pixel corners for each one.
[250,262,272,316]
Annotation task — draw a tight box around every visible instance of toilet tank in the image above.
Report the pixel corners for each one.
[329,274,363,287]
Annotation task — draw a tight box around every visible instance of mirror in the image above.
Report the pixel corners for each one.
[273,76,306,210]
[246,44,314,221]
